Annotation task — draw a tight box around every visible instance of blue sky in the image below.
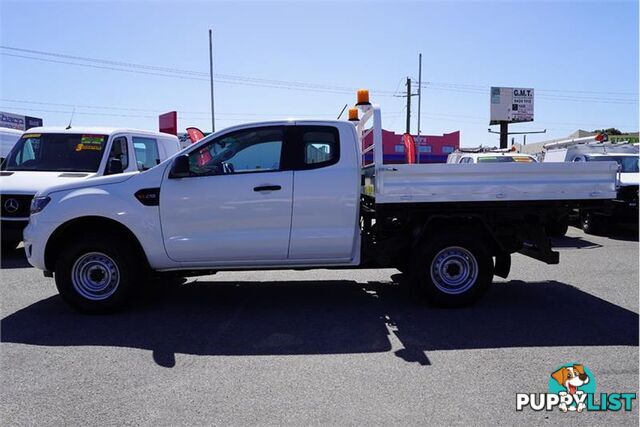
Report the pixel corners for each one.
[1,0,638,146]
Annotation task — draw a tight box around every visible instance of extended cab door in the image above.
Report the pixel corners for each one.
[287,123,360,262]
[159,125,294,264]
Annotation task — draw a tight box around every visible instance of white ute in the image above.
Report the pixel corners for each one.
[23,92,619,312]
[0,127,180,251]
[542,137,639,234]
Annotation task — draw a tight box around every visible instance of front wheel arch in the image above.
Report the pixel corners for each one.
[44,216,150,273]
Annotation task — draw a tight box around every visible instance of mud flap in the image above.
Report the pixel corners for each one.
[518,225,560,264]
[494,252,511,278]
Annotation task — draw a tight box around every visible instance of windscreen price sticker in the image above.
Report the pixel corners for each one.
[76,135,105,151]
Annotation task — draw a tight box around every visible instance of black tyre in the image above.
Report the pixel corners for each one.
[54,233,140,313]
[546,218,569,238]
[1,240,20,253]
[410,232,493,307]
[580,210,605,235]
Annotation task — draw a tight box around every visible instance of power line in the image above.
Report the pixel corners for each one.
[1,46,398,96]
[0,97,403,117]
[418,83,638,104]
[421,81,638,97]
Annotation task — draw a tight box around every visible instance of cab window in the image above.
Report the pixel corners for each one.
[297,126,339,170]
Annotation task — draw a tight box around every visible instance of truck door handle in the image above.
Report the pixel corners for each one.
[253,185,281,192]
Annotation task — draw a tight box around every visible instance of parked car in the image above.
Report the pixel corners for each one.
[0,127,180,251]
[447,148,537,164]
[23,93,618,312]
[542,137,638,234]
[0,127,23,163]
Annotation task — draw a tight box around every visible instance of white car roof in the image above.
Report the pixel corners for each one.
[0,127,24,135]
[463,152,535,158]
[24,126,178,139]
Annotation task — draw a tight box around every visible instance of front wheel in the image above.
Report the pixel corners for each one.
[411,232,493,307]
[55,234,140,313]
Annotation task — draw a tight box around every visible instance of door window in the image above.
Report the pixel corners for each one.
[106,136,128,173]
[188,127,284,176]
[133,137,160,171]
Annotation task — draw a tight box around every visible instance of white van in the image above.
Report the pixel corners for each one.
[0,127,23,162]
[0,127,180,250]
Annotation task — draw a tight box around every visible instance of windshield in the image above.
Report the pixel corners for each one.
[477,155,536,163]
[2,133,108,172]
[587,155,639,173]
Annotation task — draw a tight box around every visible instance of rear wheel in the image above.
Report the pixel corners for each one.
[54,234,140,313]
[546,218,569,237]
[410,232,493,307]
[580,210,605,235]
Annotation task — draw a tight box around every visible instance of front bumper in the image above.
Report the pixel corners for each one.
[22,218,56,271]
[1,219,29,242]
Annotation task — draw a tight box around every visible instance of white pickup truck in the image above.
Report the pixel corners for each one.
[0,127,180,251]
[23,96,618,312]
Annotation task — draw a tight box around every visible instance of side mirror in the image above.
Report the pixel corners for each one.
[107,158,123,175]
[169,154,190,178]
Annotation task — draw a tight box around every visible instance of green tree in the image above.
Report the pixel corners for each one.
[592,128,623,135]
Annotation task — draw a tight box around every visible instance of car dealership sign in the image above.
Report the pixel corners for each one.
[0,111,43,130]
[490,87,534,125]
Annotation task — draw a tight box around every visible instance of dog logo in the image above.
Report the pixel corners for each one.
[4,198,19,214]
[549,363,596,412]
[517,363,636,412]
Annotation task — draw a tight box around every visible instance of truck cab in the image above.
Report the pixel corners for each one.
[0,127,180,250]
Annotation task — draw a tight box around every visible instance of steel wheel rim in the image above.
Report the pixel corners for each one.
[71,252,120,301]
[430,246,478,295]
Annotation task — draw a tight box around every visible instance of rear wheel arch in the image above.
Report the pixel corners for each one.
[44,216,149,272]
[412,215,504,255]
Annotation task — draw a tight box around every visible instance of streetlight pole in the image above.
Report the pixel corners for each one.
[417,53,422,163]
[209,29,216,133]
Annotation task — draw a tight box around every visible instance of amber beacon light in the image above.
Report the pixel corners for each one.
[348,108,359,122]
[356,89,371,106]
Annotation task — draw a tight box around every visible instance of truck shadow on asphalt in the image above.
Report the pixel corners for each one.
[2,278,638,368]
[551,234,601,249]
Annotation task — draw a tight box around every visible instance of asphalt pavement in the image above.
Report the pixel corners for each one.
[1,225,638,425]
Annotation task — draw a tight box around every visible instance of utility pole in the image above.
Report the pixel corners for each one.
[500,122,508,148]
[405,77,411,134]
[417,53,422,163]
[209,29,216,132]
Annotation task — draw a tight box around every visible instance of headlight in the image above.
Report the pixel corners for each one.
[30,196,51,214]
